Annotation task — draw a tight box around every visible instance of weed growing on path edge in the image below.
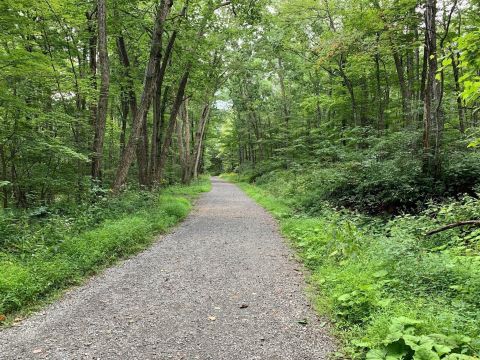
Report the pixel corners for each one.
[0,178,211,324]
[220,174,480,359]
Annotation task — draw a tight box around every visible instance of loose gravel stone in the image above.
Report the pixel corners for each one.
[0,177,334,359]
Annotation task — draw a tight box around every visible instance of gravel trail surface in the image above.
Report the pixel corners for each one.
[0,177,334,359]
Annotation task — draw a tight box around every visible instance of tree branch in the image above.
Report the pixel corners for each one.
[426,220,480,236]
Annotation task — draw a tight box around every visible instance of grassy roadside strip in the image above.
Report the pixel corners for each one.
[0,178,211,324]
[221,173,480,359]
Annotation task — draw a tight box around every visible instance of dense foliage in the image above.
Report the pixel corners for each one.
[213,0,480,214]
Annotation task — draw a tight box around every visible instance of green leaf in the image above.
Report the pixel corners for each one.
[413,346,440,360]
[366,349,387,360]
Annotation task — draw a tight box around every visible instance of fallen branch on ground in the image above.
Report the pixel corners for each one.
[426,220,480,236]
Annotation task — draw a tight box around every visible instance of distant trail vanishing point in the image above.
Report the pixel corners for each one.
[0,177,334,360]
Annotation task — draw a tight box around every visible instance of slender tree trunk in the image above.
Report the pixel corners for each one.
[0,145,8,208]
[182,98,192,184]
[151,85,170,179]
[277,57,290,127]
[155,70,190,182]
[116,35,137,156]
[149,30,177,182]
[136,113,149,185]
[451,27,465,134]
[176,104,186,180]
[451,60,465,133]
[86,10,97,127]
[338,56,357,126]
[375,34,385,131]
[91,0,110,181]
[422,0,440,175]
[392,49,411,124]
[119,92,128,156]
[193,102,211,180]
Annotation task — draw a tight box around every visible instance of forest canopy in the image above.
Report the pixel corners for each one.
[0,0,479,209]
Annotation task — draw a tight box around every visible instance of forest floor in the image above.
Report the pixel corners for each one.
[0,177,334,359]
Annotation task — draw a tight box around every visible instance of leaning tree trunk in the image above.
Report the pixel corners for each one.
[149,30,177,183]
[112,0,173,193]
[152,1,222,184]
[91,0,110,181]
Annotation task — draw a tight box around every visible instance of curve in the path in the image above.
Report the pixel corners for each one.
[0,177,334,359]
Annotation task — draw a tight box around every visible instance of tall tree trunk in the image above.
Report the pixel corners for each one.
[0,145,8,208]
[335,54,358,126]
[392,49,411,124]
[116,35,138,157]
[149,30,177,183]
[155,70,190,183]
[176,104,186,180]
[277,57,290,127]
[119,91,129,156]
[181,98,192,184]
[193,102,211,180]
[450,51,465,133]
[86,10,97,127]
[91,0,110,181]
[422,0,440,175]
[151,85,170,179]
[112,0,173,193]
[451,11,465,134]
[375,34,385,131]
[136,113,149,186]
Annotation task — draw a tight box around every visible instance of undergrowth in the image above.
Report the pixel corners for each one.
[0,178,211,322]
[221,173,480,359]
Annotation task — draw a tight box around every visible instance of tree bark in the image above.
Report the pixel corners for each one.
[91,0,110,181]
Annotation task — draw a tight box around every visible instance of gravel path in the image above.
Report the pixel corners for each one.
[0,177,334,359]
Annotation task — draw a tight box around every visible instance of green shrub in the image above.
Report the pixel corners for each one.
[366,317,477,359]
